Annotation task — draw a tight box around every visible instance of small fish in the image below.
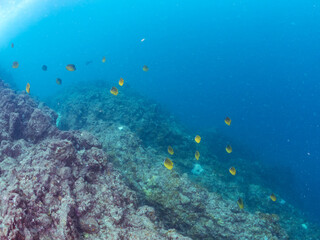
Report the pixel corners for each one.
[119,78,124,86]
[226,145,232,153]
[141,38,145,42]
[110,86,118,96]
[42,65,47,71]
[11,43,14,48]
[237,198,244,209]
[195,150,200,160]
[164,158,173,170]
[12,61,19,68]
[26,83,30,94]
[270,193,277,202]
[168,146,174,155]
[225,117,231,126]
[142,65,149,72]
[102,56,106,63]
[56,78,62,85]
[85,60,93,65]
[66,64,76,71]
[195,135,201,143]
[229,167,236,175]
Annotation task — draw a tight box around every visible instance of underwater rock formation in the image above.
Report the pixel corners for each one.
[49,85,301,240]
[0,80,191,240]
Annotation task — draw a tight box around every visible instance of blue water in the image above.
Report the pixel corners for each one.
[1,0,320,224]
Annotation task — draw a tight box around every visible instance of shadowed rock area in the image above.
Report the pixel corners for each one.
[0,80,191,240]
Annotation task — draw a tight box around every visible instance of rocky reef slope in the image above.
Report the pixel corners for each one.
[0,80,191,240]
[48,84,302,240]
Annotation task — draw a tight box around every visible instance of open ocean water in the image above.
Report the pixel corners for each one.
[0,0,319,239]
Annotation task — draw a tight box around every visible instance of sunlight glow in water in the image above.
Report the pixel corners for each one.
[0,0,79,47]
[0,0,44,46]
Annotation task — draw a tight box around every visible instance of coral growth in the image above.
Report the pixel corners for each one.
[0,80,190,240]
[48,84,311,239]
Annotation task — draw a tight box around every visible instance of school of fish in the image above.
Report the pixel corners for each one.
[9,41,277,210]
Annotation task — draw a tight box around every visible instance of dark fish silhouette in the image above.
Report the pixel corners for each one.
[12,61,19,68]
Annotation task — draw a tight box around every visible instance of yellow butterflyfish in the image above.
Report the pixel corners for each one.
[142,65,149,72]
[270,193,277,202]
[229,167,236,175]
[110,87,119,96]
[164,158,173,170]
[195,151,200,160]
[12,61,19,69]
[66,64,76,71]
[237,198,244,209]
[119,78,124,86]
[56,78,62,85]
[26,83,30,94]
[168,146,174,155]
[225,117,231,126]
[226,145,232,153]
[195,135,201,143]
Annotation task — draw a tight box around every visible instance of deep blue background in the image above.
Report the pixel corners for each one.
[0,0,319,222]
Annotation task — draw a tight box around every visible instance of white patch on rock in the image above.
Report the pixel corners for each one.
[56,112,62,127]
[280,199,286,205]
[191,164,204,175]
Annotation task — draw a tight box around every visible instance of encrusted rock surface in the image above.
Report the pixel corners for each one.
[48,84,300,240]
[0,80,191,240]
